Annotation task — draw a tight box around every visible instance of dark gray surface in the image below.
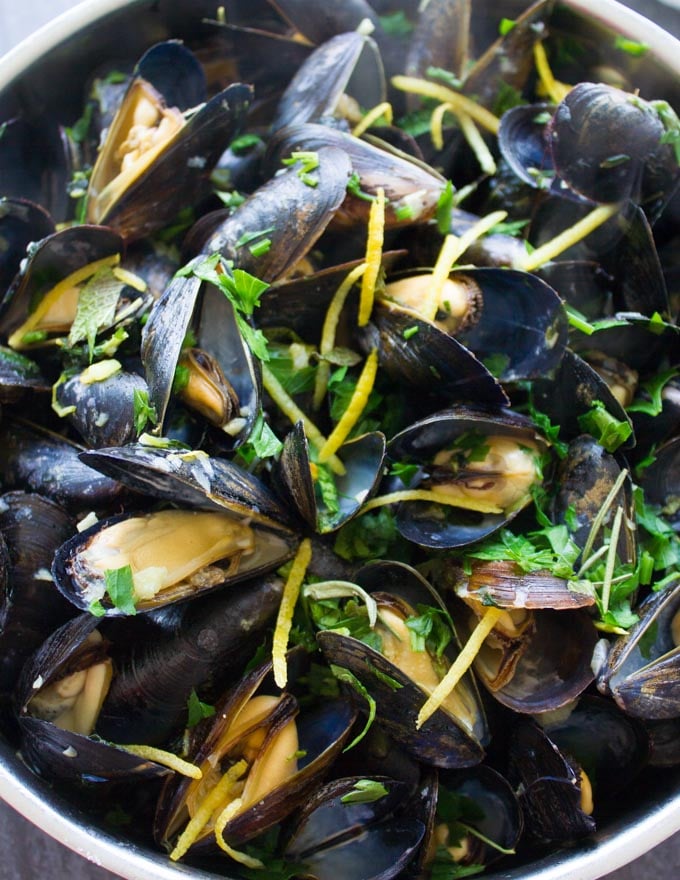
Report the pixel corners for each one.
[0,1,679,879]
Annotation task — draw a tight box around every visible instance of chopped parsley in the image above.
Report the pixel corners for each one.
[103,564,137,615]
[133,388,158,436]
[340,779,389,804]
[186,689,216,727]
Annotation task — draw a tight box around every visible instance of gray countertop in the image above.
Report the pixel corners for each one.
[0,1,679,879]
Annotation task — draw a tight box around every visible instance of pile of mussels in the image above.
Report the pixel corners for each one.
[0,0,679,876]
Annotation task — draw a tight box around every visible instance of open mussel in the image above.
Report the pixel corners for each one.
[85,41,253,240]
[386,407,547,549]
[53,443,297,614]
[154,654,357,858]
[312,560,489,769]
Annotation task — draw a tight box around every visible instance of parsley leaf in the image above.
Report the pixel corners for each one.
[133,388,158,436]
[340,779,389,804]
[577,400,632,452]
[330,664,376,750]
[68,266,125,360]
[436,180,455,235]
[104,565,137,615]
[186,689,216,727]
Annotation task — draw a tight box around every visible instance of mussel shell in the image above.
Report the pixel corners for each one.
[599,581,680,719]
[386,407,545,549]
[317,560,489,768]
[80,443,293,527]
[155,656,358,850]
[56,368,149,448]
[95,574,285,745]
[0,418,125,514]
[638,437,679,528]
[271,31,385,131]
[274,421,386,533]
[52,505,296,615]
[141,272,261,443]
[363,302,509,408]
[0,347,49,403]
[269,0,382,45]
[191,145,352,281]
[283,776,425,880]
[507,718,596,842]
[0,198,55,297]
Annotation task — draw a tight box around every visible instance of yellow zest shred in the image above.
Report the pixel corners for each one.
[312,262,367,410]
[261,363,345,475]
[430,102,452,151]
[392,75,500,135]
[416,606,504,729]
[352,102,393,138]
[214,797,265,867]
[8,254,121,349]
[457,111,497,176]
[112,266,148,293]
[420,210,507,322]
[170,759,248,861]
[533,42,571,105]
[273,538,313,689]
[514,203,620,272]
[79,358,122,385]
[317,348,379,464]
[117,744,202,779]
[358,187,386,327]
[359,488,504,516]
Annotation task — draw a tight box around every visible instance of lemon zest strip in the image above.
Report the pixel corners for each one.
[420,210,507,323]
[352,102,393,138]
[112,266,148,292]
[358,187,386,327]
[392,75,500,135]
[273,538,313,689]
[514,203,619,272]
[317,348,379,464]
[170,759,248,861]
[312,262,367,409]
[116,744,202,779]
[416,606,504,729]
[261,364,345,475]
[457,110,497,176]
[359,489,503,516]
[533,42,571,105]
[430,102,452,151]
[214,797,265,868]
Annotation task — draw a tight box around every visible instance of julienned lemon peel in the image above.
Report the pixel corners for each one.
[261,364,345,476]
[392,75,501,135]
[116,744,202,779]
[352,101,393,138]
[317,348,379,464]
[169,759,248,861]
[456,110,497,175]
[416,606,504,729]
[533,41,572,105]
[514,203,620,272]
[214,797,265,868]
[312,261,368,409]
[358,489,504,516]
[420,210,507,323]
[272,538,313,689]
[358,187,386,327]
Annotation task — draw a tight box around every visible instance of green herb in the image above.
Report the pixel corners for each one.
[436,180,455,235]
[533,111,552,125]
[329,665,376,750]
[347,171,377,202]
[426,66,463,89]
[651,100,680,165]
[405,604,452,657]
[88,599,106,617]
[492,81,525,116]
[366,659,403,691]
[315,462,341,518]
[215,189,246,211]
[340,779,389,804]
[66,102,94,144]
[527,166,555,190]
[488,218,529,237]
[378,11,413,36]
[402,324,419,339]
[243,639,270,674]
[310,597,381,652]
[68,266,126,360]
[171,364,190,395]
[101,69,128,85]
[229,132,264,154]
[186,689,216,727]
[153,206,195,243]
[282,150,320,187]
[299,662,342,700]
[389,461,420,486]
[429,851,485,880]
[599,154,630,169]
[634,486,679,573]
[133,388,158,435]
[104,565,137,615]
[235,227,275,249]
[185,254,270,361]
[397,105,437,138]
[481,352,510,378]
[334,507,408,562]
[627,368,678,416]
[395,203,415,221]
[498,17,516,35]
[449,431,491,464]
[614,35,649,56]
[264,342,317,395]
[249,238,272,257]
[577,400,632,452]
[524,393,569,458]
[21,330,48,345]
[138,432,190,450]
[234,411,283,466]
[328,367,382,437]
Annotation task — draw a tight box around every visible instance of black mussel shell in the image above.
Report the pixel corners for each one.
[0,347,49,403]
[638,437,679,529]
[0,198,55,296]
